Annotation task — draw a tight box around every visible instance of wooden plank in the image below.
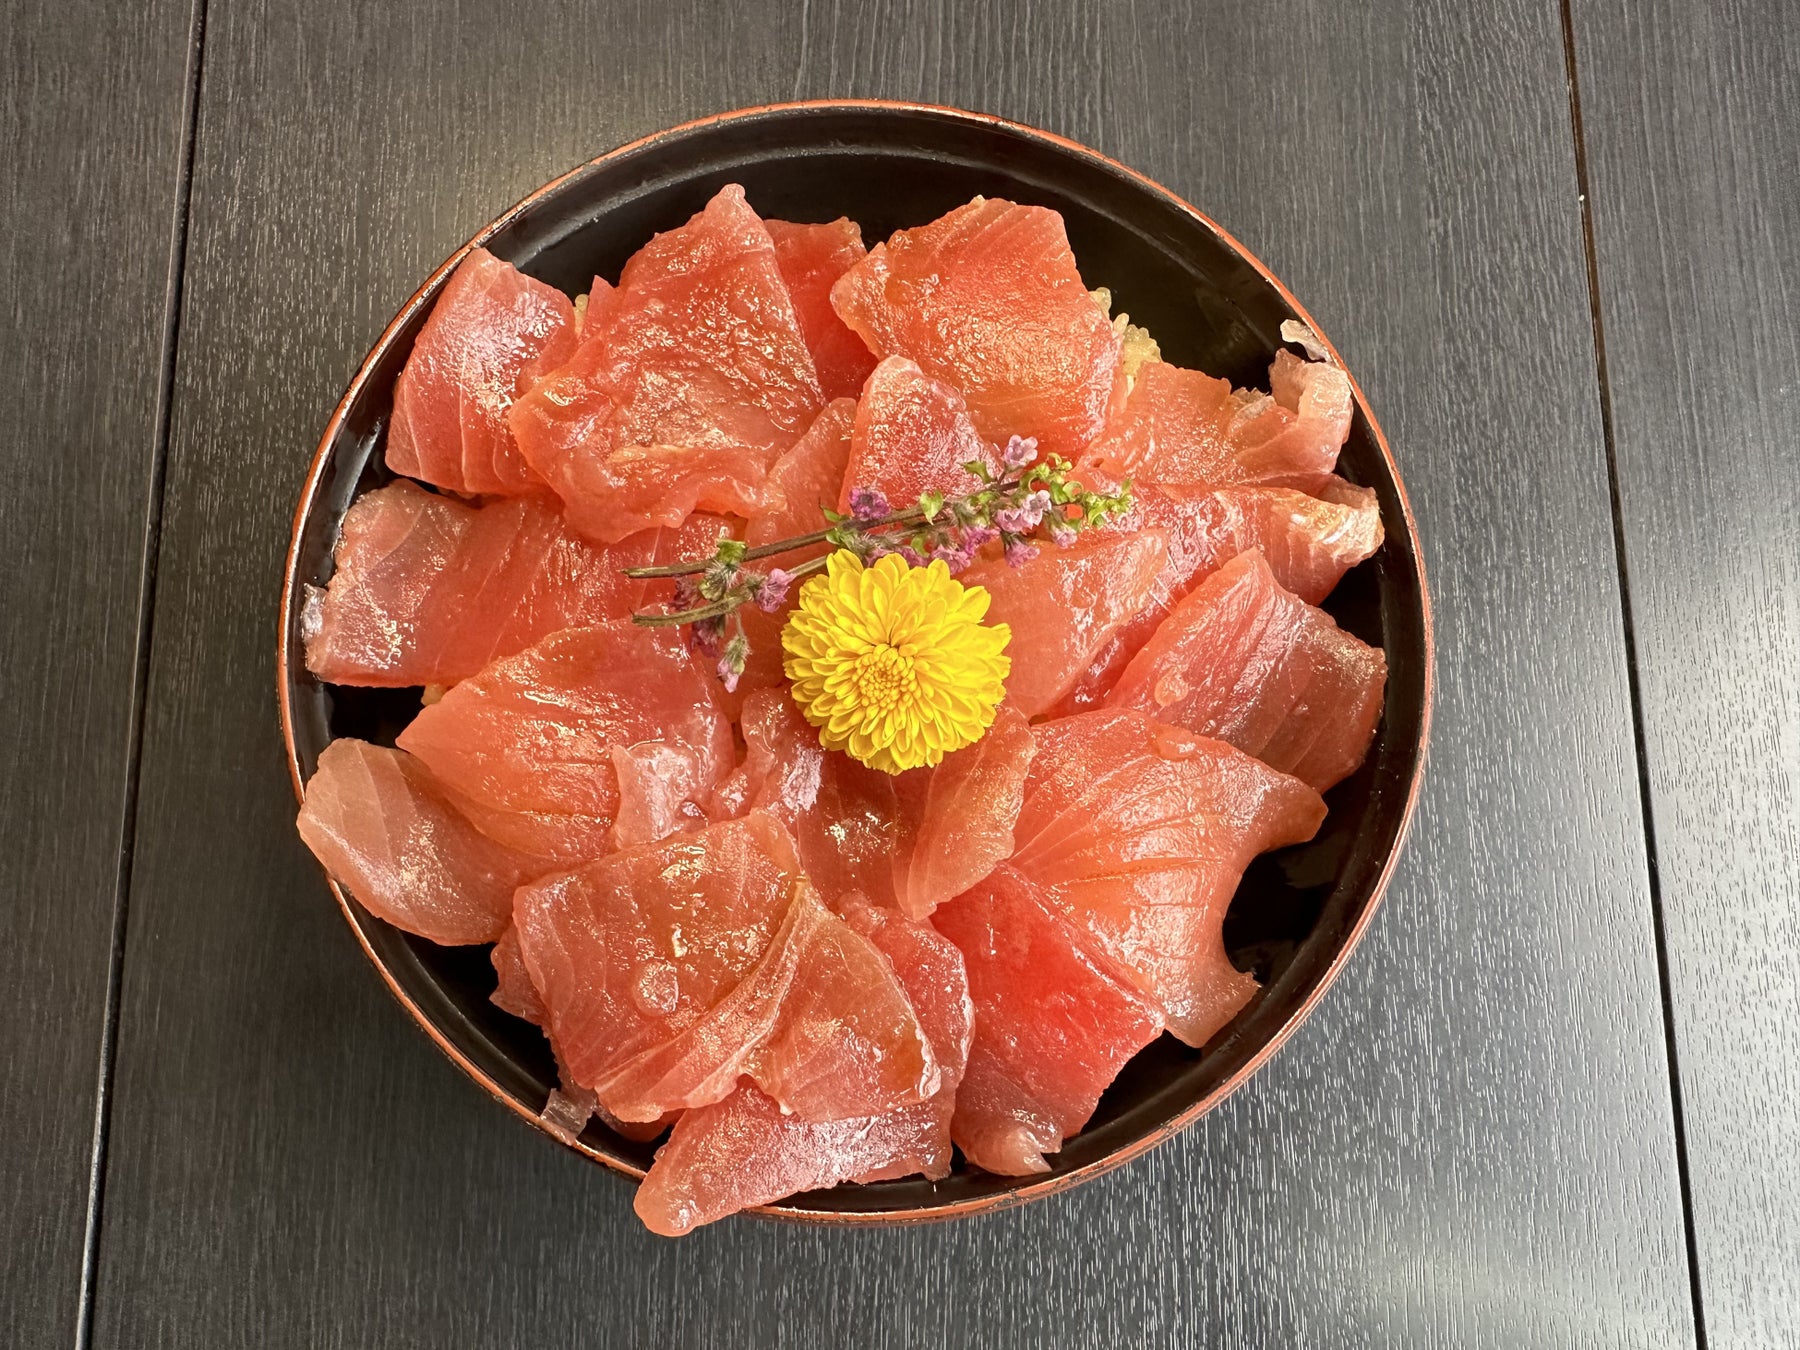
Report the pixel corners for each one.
[91,0,1696,1344]
[1570,1,1800,1341]
[0,0,200,1343]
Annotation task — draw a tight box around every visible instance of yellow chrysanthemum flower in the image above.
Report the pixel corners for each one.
[782,550,1011,775]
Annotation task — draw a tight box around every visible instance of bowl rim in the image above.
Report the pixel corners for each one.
[278,97,1434,1227]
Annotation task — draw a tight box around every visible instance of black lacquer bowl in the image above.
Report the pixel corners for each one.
[279,101,1432,1225]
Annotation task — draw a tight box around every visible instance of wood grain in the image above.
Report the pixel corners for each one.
[0,0,198,1344]
[1571,1,1800,1342]
[89,0,1697,1344]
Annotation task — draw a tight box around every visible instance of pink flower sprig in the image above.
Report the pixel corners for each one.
[624,435,1133,682]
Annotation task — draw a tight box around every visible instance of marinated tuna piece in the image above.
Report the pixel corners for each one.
[1012,710,1326,1045]
[961,527,1167,718]
[297,739,544,945]
[1106,549,1387,793]
[633,894,972,1235]
[840,356,992,512]
[303,480,728,687]
[510,185,822,539]
[1079,350,1352,491]
[1053,478,1383,714]
[513,812,804,1101]
[936,866,1161,1174]
[386,247,578,496]
[766,218,879,400]
[397,622,734,863]
[890,704,1036,919]
[832,198,1123,458]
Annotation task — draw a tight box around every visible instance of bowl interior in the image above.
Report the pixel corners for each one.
[282,104,1428,1219]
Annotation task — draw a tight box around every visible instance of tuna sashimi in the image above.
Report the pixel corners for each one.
[1233,350,1355,485]
[890,704,1036,919]
[490,924,547,1024]
[732,400,858,702]
[724,688,905,908]
[836,894,975,1097]
[935,866,1161,1175]
[513,811,803,1102]
[386,247,578,497]
[1079,351,1352,490]
[598,880,935,1123]
[961,527,1168,718]
[632,1084,946,1236]
[297,739,545,945]
[831,198,1124,458]
[510,185,822,540]
[840,356,993,512]
[1012,710,1326,1045]
[396,621,734,863]
[489,923,678,1144]
[633,894,972,1236]
[534,442,778,544]
[766,218,879,401]
[1106,550,1387,794]
[303,480,729,687]
[746,398,858,554]
[732,883,939,1120]
[1051,478,1384,714]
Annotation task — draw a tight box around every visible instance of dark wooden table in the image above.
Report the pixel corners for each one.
[5,1,1793,1345]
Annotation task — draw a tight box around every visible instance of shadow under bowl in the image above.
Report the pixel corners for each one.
[279,100,1433,1226]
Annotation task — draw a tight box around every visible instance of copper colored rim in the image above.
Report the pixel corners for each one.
[278,98,1435,1227]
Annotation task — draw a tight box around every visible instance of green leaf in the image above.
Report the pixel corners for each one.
[919,489,945,522]
[715,538,748,565]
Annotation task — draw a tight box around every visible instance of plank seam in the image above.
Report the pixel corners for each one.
[1558,3,1708,1345]
[73,0,210,1343]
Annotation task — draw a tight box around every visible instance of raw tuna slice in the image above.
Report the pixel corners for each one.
[386,247,578,496]
[733,883,939,1119]
[890,704,1036,919]
[513,811,804,1099]
[1079,351,1352,490]
[836,894,975,1099]
[1106,550,1387,793]
[633,895,972,1235]
[960,527,1168,718]
[598,881,935,1123]
[632,1084,948,1236]
[723,688,905,908]
[935,866,1161,1175]
[529,442,778,544]
[303,480,729,687]
[746,398,858,554]
[1232,350,1355,486]
[510,184,823,540]
[734,400,858,702]
[831,198,1124,458]
[1012,710,1326,1045]
[766,219,879,401]
[490,924,547,1023]
[297,739,545,945]
[1051,478,1384,715]
[839,356,993,512]
[397,621,734,862]
[489,925,676,1144]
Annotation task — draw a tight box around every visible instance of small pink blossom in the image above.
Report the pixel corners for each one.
[1003,538,1039,567]
[1001,435,1038,471]
[847,486,890,522]
[755,568,794,612]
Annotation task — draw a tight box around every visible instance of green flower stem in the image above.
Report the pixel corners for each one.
[628,553,831,627]
[621,479,1028,579]
[631,597,739,627]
